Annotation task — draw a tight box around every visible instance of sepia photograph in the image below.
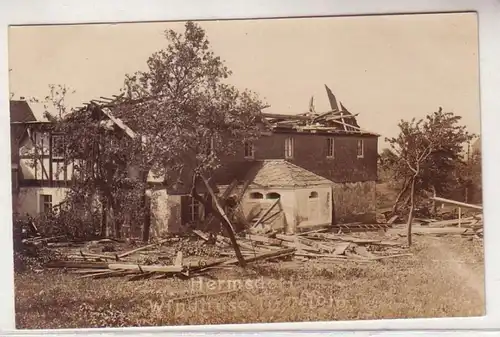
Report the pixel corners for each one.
[8,12,483,329]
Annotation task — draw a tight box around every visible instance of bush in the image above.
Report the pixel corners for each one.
[34,209,100,240]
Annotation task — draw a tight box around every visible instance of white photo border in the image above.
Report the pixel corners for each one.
[0,0,499,335]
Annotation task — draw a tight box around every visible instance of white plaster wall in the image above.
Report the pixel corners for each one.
[15,187,70,216]
[295,185,333,228]
[17,131,84,182]
[149,189,182,235]
[241,187,297,233]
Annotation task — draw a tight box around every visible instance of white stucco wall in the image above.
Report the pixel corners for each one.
[294,185,333,229]
[149,189,182,235]
[15,187,70,216]
[241,187,297,233]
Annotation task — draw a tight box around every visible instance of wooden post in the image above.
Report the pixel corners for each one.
[48,132,53,186]
[458,207,462,228]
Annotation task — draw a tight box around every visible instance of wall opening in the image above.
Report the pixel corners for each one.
[309,191,318,198]
[249,192,264,199]
[266,192,281,200]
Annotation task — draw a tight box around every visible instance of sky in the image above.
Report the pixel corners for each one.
[8,12,480,149]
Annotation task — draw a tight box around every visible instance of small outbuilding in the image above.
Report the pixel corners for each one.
[232,160,335,233]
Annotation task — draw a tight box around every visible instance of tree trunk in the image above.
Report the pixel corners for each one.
[430,185,437,216]
[406,174,417,246]
[141,172,151,243]
[100,197,107,238]
[392,178,410,216]
[191,173,246,268]
[141,190,151,243]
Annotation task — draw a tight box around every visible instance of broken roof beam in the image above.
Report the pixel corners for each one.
[329,119,380,136]
[100,108,138,140]
[261,113,312,121]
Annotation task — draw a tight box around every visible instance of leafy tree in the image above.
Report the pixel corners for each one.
[22,22,265,248]
[113,21,265,242]
[386,109,474,246]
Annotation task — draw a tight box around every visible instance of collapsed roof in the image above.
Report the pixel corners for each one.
[261,85,378,136]
[28,84,378,139]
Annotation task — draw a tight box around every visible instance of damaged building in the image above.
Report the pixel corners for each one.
[10,85,379,237]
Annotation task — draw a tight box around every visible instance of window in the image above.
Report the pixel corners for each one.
[51,135,65,159]
[326,138,334,158]
[357,139,364,158]
[187,196,201,223]
[39,194,53,213]
[266,192,281,200]
[249,192,264,199]
[309,191,318,198]
[284,137,294,159]
[244,141,254,159]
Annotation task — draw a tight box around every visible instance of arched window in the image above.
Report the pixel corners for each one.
[309,191,318,199]
[249,192,264,199]
[266,192,281,200]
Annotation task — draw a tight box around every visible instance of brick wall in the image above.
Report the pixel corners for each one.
[233,131,379,183]
[166,131,379,194]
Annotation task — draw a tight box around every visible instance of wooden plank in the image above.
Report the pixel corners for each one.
[107,263,183,273]
[353,245,376,258]
[117,238,170,258]
[193,230,210,241]
[79,270,117,279]
[48,132,53,186]
[174,251,183,267]
[193,248,296,272]
[252,198,281,229]
[79,250,119,261]
[430,196,482,210]
[295,251,347,259]
[333,242,351,255]
[291,236,336,253]
[45,261,108,269]
[387,227,468,236]
[100,107,137,139]
[428,217,475,227]
[387,215,399,225]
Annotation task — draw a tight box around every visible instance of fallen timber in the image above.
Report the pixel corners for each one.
[36,206,485,281]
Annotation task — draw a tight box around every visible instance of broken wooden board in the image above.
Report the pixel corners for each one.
[333,242,351,255]
[191,248,296,273]
[117,238,170,259]
[427,217,476,228]
[387,215,399,225]
[386,227,468,236]
[107,264,184,273]
[353,245,376,259]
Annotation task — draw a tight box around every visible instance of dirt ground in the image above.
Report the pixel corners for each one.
[14,235,484,329]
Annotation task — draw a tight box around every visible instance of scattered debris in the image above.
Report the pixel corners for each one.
[15,195,482,280]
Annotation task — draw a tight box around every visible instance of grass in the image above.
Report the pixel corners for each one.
[15,235,485,329]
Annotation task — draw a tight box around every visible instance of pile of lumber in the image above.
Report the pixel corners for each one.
[41,227,410,281]
[387,213,483,240]
[206,229,410,264]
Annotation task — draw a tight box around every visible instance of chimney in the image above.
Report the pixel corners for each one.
[19,96,25,100]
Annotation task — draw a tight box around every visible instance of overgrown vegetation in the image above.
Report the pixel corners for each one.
[378,109,481,234]
[23,21,265,243]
